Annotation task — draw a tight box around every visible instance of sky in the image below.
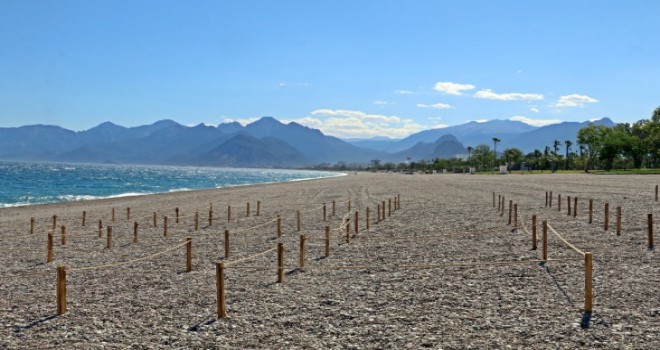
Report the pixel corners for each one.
[1,0,659,139]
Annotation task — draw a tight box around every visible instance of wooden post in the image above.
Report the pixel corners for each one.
[82,211,86,227]
[297,210,301,232]
[558,194,561,212]
[348,198,351,211]
[648,213,654,250]
[52,215,57,230]
[589,199,593,224]
[325,226,330,257]
[532,215,537,250]
[567,196,571,216]
[175,207,179,223]
[323,203,327,222]
[224,230,230,258]
[498,195,502,211]
[604,203,609,231]
[277,242,284,283]
[163,216,168,237]
[112,208,115,222]
[257,201,261,216]
[216,262,226,318]
[508,200,512,225]
[61,225,66,246]
[545,191,548,207]
[377,204,381,222]
[366,207,370,230]
[208,204,213,226]
[299,234,306,269]
[47,233,53,263]
[56,266,67,315]
[195,211,199,231]
[542,220,548,261]
[513,204,518,228]
[127,207,130,221]
[277,216,282,238]
[493,192,496,207]
[153,212,157,228]
[186,237,192,272]
[388,198,392,217]
[354,210,359,235]
[98,220,103,238]
[397,194,400,209]
[584,252,593,313]
[501,196,505,213]
[345,219,350,243]
[574,197,578,218]
[332,200,336,216]
[133,222,139,243]
[656,185,659,202]
[107,226,112,249]
[616,206,622,235]
[227,205,231,222]
[549,191,553,207]
[246,202,250,217]
[30,217,35,234]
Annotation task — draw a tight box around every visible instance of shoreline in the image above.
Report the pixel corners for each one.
[0,161,345,209]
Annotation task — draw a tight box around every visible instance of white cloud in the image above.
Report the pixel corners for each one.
[530,107,540,113]
[433,81,475,95]
[430,123,449,129]
[472,119,489,123]
[510,116,561,127]
[417,103,453,109]
[553,94,598,107]
[373,100,392,105]
[395,90,414,94]
[278,81,310,88]
[311,109,400,123]
[428,117,443,121]
[293,109,425,138]
[222,117,260,125]
[474,89,543,101]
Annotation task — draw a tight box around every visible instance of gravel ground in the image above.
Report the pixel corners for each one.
[0,172,658,349]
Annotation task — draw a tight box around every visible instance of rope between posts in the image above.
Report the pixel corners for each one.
[546,223,586,256]
[69,240,190,272]
[233,217,279,234]
[224,247,278,267]
[298,203,325,214]
[0,269,54,280]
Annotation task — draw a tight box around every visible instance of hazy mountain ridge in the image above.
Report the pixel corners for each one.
[0,117,616,167]
[349,118,616,154]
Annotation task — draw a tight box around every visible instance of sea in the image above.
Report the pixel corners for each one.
[0,161,343,208]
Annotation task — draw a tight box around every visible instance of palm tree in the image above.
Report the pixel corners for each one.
[553,140,561,156]
[565,140,573,170]
[492,138,501,173]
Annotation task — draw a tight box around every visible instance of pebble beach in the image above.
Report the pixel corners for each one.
[1,172,658,349]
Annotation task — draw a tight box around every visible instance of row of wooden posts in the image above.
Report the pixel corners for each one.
[492,192,593,313]
[31,201,268,236]
[219,194,400,318]
[544,190,654,249]
[53,194,400,317]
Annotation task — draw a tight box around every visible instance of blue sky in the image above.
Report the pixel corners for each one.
[1,0,659,139]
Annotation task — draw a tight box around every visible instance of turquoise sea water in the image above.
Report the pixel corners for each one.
[0,161,343,208]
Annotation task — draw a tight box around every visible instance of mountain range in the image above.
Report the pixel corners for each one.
[0,117,616,167]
